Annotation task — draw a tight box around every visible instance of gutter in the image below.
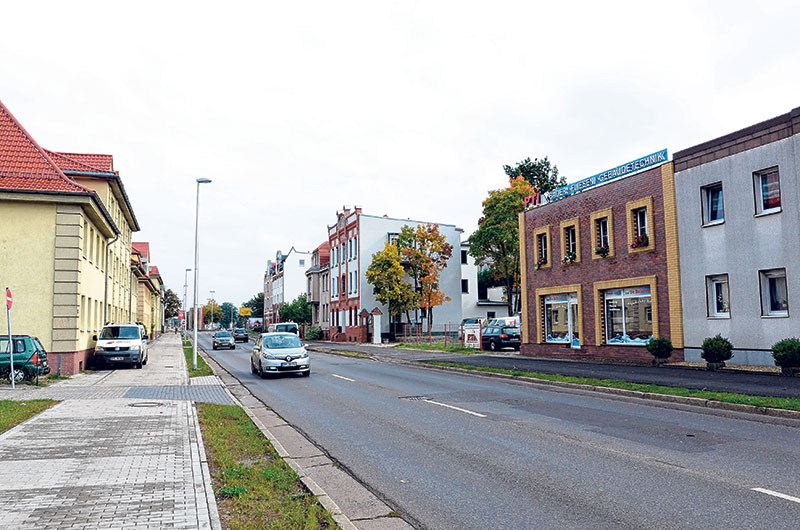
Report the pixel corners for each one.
[103,233,120,324]
[62,170,141,231]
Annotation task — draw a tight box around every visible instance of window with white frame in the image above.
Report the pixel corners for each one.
[702,183,724,225]
[760,268,788,316]
[353,237,357,258]
[603,287,652,344]
[564,225,576,254]
[754,167,781,215]
[706,274,730,317]
[634,208,648,237]
[596,218,609,249]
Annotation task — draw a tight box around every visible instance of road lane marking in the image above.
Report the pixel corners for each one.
[332,374,356,382]
[752,488,800,504]
[423,399,487,418]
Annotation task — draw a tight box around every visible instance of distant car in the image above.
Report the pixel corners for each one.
[250,332,310,378]
[268,322,299,334]
[0,335,50,382]
[481,326,521,351]
[94,323,149,369]
[212,331,235,350]
[233,328,249,343]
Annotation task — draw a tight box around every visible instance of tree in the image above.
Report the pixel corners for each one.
[503,156,566,193]
[399,224,453,334]
[219,302,238,328]
[366,242,418,324]
[163,289,182,319]
[202,301,224,326]
[469,176,537,316]
[242,292,264,318]
[279,294,312,325]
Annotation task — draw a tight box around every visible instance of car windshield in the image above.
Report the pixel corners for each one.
[263,335,302,349]
[216,331,232,337]
[234,329,245,333]
[100,327,139,339]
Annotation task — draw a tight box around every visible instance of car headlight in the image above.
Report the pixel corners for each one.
[300,350,308,359]
[263,353,276,360]
[129,346,141,352]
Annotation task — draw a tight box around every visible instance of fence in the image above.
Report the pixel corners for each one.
[394,322,464,347]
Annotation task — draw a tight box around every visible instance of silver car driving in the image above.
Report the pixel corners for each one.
[250,332,310,377]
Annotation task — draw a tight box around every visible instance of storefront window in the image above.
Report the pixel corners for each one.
[544,293,579,346]
[604,287,652,344]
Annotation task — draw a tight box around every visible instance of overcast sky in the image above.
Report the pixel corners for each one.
[3,1,799,307]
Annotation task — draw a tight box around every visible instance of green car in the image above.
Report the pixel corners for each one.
[0,335,51,383]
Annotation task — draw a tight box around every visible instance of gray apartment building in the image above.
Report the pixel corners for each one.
[674,107,800,365]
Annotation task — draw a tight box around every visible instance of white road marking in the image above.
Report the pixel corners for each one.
[424,399,487,418]
[752,488,800,504]
[332,374,356,382]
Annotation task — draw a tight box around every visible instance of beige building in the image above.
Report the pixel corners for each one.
[0,99,140,373]
[132,242,164,337]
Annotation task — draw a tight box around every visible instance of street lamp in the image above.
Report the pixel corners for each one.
[209,290,216,329]
[183,268,191,332]
[193,177,212,370]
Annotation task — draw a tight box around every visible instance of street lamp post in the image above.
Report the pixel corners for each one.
[193,178,212,370]
[183,268,191,332]
[209,290,216,329]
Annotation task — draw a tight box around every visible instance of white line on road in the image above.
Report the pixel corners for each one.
[424,399,487,418]
[752,488,800,504]
[332,374,356,382]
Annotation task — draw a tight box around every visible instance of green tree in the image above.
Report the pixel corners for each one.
[503,156,565,193]
[163,288,182,319]
[469,176,537,316]
[242,292,264,318]
[366,242,418,324]
[202,301,225,326]
[219,302,238,328]
[279,294,312,325]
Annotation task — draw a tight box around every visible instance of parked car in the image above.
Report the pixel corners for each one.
[212,330,235,350]
[481,326,521,351]
[0,335,50,382]
[267,322,299,334]
[250,332,310,377]
[233,328,249,343]
[94,322,148,369]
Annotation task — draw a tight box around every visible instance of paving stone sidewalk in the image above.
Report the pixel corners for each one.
[0,334,225,529]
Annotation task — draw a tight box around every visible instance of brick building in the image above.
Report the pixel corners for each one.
[518,154,684,363]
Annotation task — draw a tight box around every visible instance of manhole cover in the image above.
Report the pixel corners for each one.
[164,365,174,368]
[129,402,163,408]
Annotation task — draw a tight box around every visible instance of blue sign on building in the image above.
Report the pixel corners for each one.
[545,149,668,203]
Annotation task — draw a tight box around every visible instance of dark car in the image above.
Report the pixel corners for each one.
[213,331,235,350]
[0,335,51,382]
[233,328,249,343]
[481,326,521,351]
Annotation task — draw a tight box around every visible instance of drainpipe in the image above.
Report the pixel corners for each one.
[103,233,120,324]
[129,268,134,320]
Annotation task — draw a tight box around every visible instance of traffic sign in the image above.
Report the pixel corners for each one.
[5,288,11,310]
[239,307,252,316]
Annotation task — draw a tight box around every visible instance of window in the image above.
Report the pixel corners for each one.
[487,311,496,319]
[82,221,88,257]
[461,250,468,264]
[754,167,781,215]
[349,272,353,293]
[299,259,305,267]
[341,245,346,264]
[634,208,647,237]
[603,286,652,344]
[702,183,724,225]
[353,237,357,258]
[590,207,615,259]
[565,226,576,253]
[461,279,469,293]
[537,234,548,263]
[760,269,788,316]
[533,225,551,269]
[559,218,580,264]
[388,232,399,245]
[706,274,730,318]
[597,218,609,249]
[626,197,654,252]
[341,275,346,295]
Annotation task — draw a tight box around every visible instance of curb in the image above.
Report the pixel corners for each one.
[416,362,800,423]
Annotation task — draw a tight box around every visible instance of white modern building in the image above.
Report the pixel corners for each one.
[460,241,508,322]
[263,246,312,324]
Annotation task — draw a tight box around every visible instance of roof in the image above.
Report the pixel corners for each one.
[132,242,150,260]
[43,150,114,174]
[0,100,93,194]
[149,265,160,277]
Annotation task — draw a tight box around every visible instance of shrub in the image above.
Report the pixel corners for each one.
[646,336,673,360]
[305,326,322,340]
[701,334,733,363]
[772,338,800,368]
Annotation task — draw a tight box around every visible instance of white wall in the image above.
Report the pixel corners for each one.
[282,248,311,306]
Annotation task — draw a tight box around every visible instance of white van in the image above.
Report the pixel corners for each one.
[93,322,149,369]
[267,322,299,334]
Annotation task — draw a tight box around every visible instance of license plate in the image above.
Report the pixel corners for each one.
[110,357,124,361]
[282,362,296,367]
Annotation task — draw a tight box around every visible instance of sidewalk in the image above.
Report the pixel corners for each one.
[0,334,230,530]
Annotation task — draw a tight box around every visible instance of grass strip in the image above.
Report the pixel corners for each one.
[183,340,213,378]
[196,403,336,529]
[393,343,481,354]
[423,361,800,412]
[0,400,59,435]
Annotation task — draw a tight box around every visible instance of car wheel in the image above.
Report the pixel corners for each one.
[489,340,497,352]
[136,361,143,369]
[513,345,520,351]
[258,362,267,379]
[302,370,310,377]
[250,359,257,374]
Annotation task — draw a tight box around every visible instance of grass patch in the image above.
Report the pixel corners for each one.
[197,403,335,529]
[183,341,213,378]
[423,361,800,412]
[331,349,373,358]
[0,400,58,435]
[46,373,70,381]
[394,343,482,354]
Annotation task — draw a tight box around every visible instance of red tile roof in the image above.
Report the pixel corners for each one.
[0,100,93,194]
[132,242,150,260]
[149,266,160,277]
[44,150,114,174]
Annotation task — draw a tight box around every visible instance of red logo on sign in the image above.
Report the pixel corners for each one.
[5,288,11,310]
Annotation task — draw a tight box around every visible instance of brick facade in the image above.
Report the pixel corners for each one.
[520,163,684,363]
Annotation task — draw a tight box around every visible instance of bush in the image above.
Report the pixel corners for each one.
[772,338,800,368]
[305,326,322,340]
[701,334,733,363]
[646,336,674,359]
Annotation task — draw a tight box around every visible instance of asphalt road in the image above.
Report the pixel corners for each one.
[197,332,800,530]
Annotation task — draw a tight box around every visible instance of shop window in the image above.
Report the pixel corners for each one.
[626,197,654,253]
[754,167,781,215]
[702,183,724,226]
[533,225,551,270]
[543,293,579,346]
[706,274,730,318]
[760,268,788,317]
[603,286,653,344]
[559,218,580,264]
[590,208,614,259]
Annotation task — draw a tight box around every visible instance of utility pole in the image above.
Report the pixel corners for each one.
[209,290,215,329]
[183,268,191,332]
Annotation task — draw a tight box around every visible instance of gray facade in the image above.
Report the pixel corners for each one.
[674,108,800,365]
